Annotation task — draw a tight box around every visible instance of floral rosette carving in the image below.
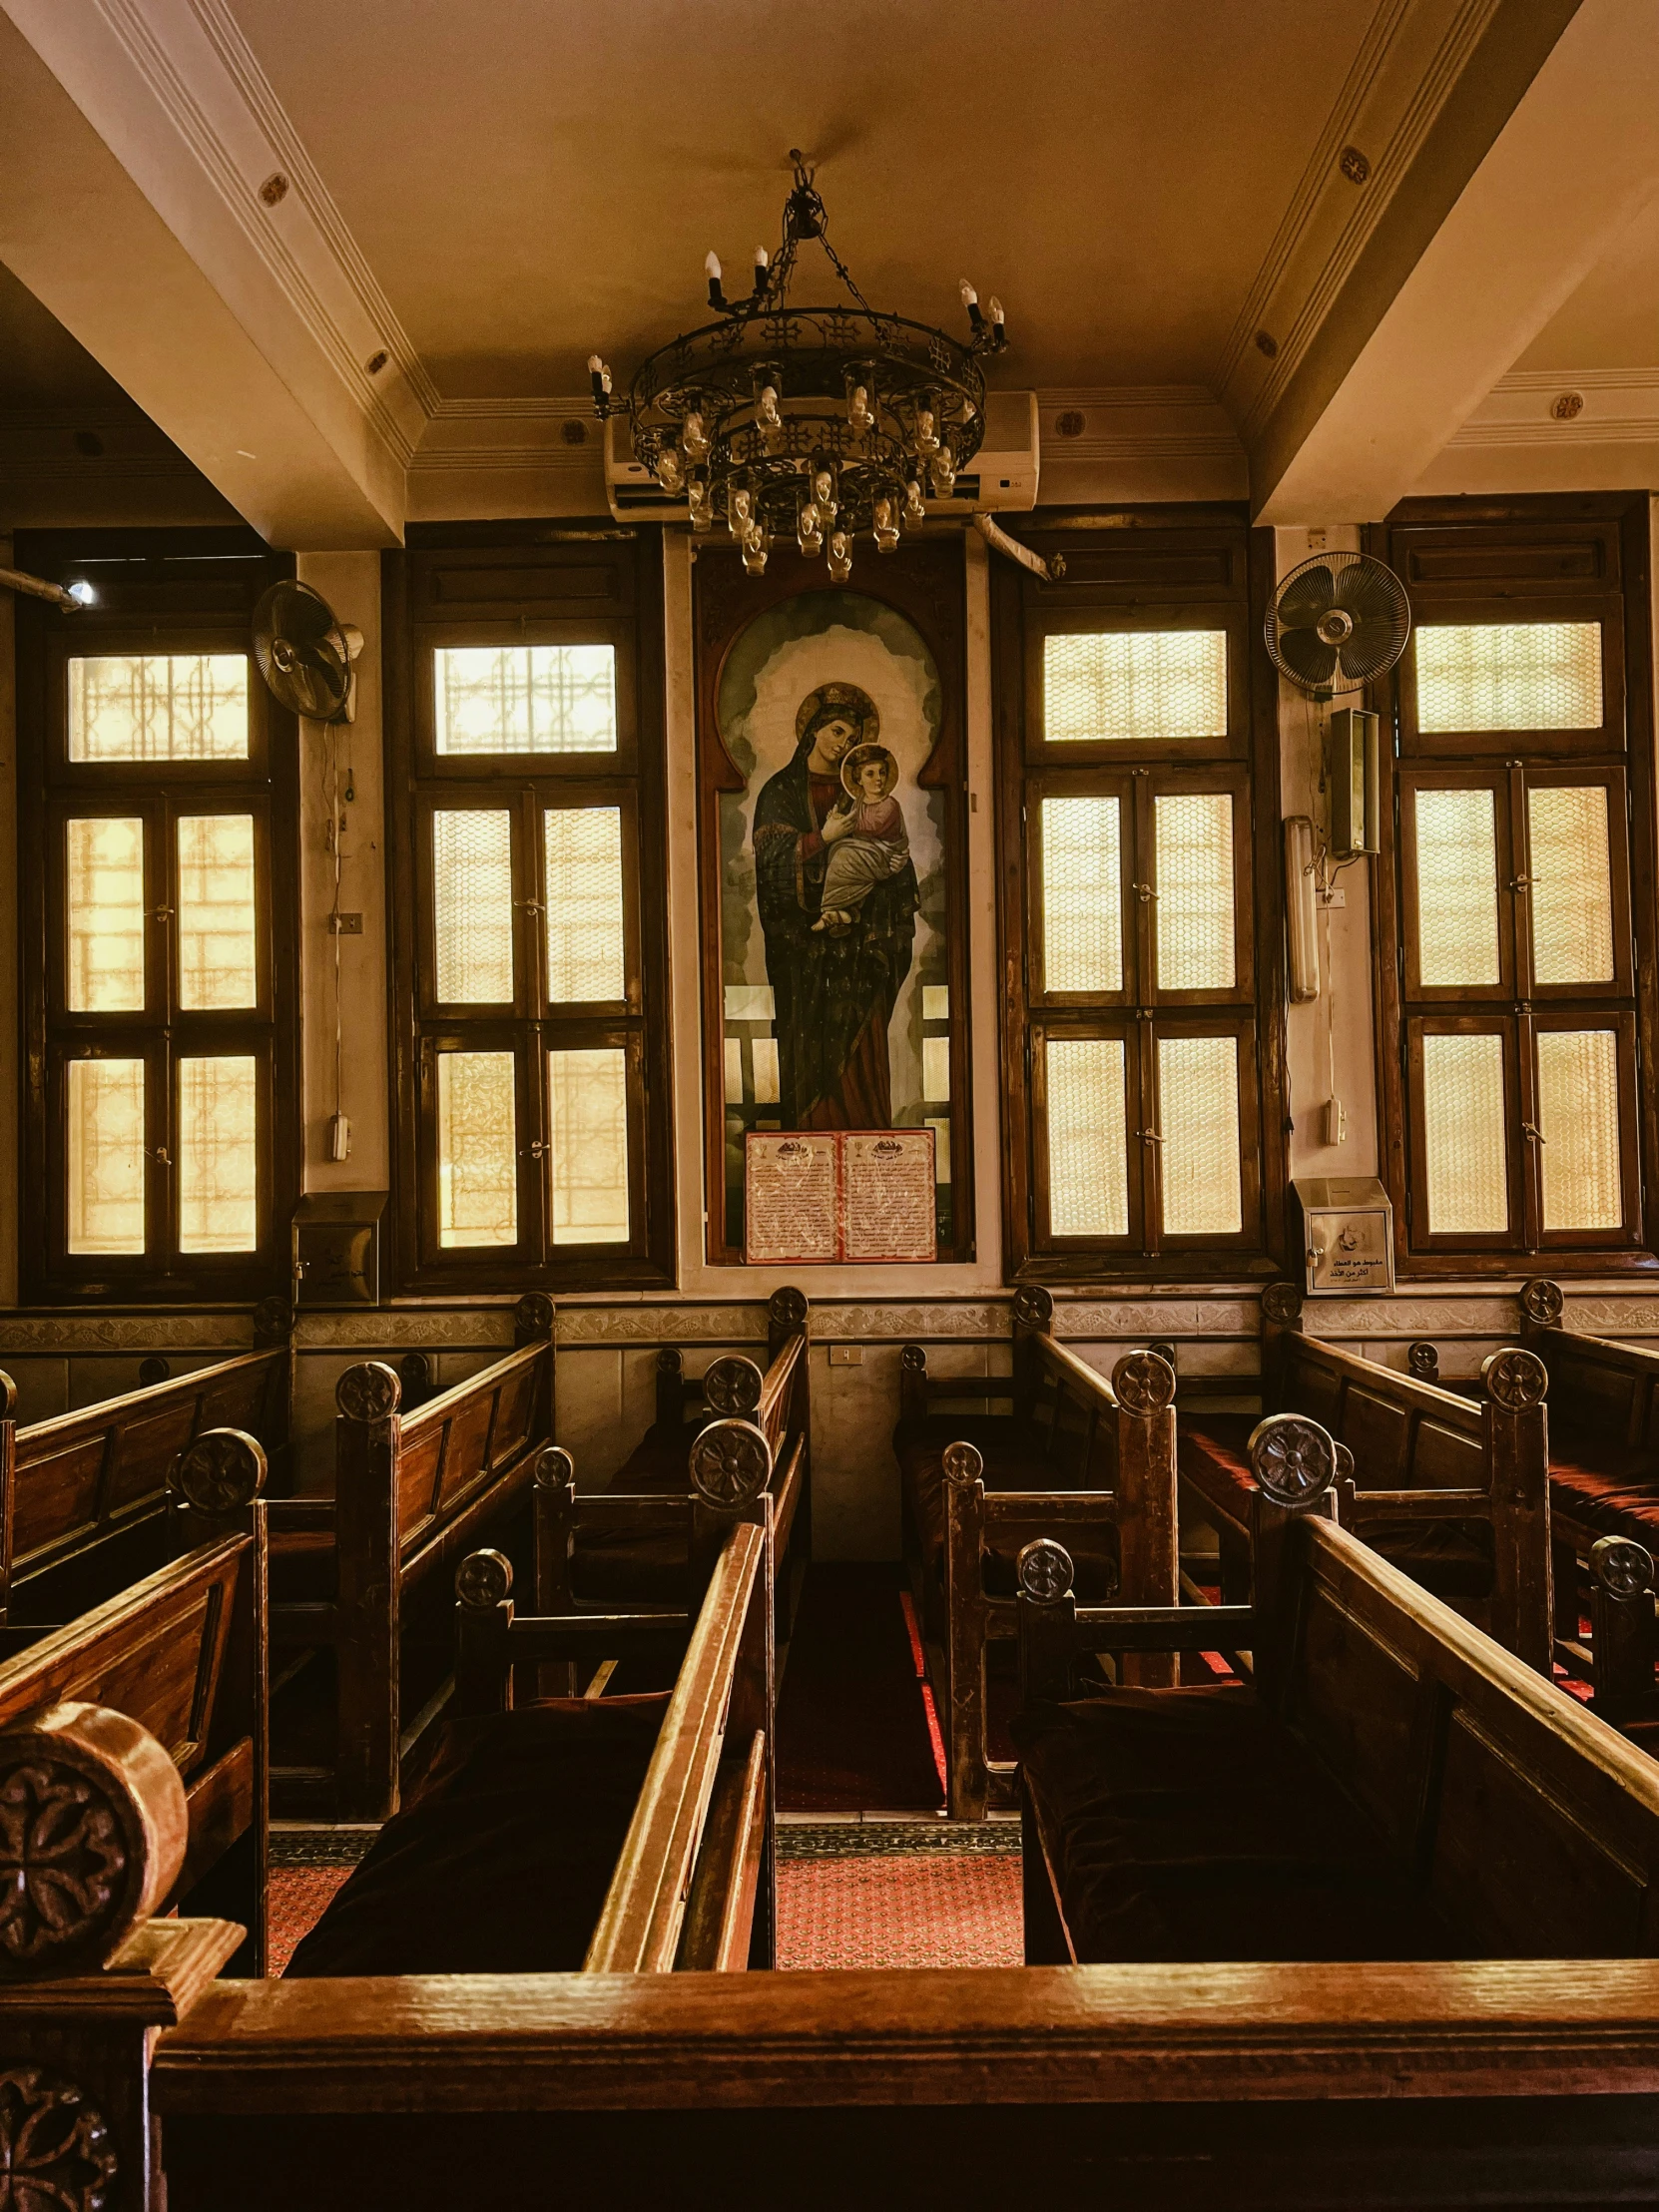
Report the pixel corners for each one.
[1011,1286,1053,1332]
[514,1293,555,1341]
[1260,1282,1304,1327]
[1592,1535,1655,1602]
[1481,1348,1548,1411]
[455,1549,513,1609]
[1520,1278,1565,1329]
[1112,1350,1176,1417]
[533,1445,576,1492]
[1406,1343,1438,1381]
[0,2069,117,2211]
[689,1419,771,1509]
[0,1763,126,1971]
[768,1287,809,1335]
[176,1428,266,1515]
[1248,1413,1337,1507]
[703,1357,765,1418]
[335,1362,401,1423]
[940,1440,984,1488]
[1016,1538,1074,1603]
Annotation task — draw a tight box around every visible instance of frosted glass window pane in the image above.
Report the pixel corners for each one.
[67,818,145,1012]
[69,655,248,762]
[1528,786,1614,985]
[432,812,514,1003]
[1415,624,1601,733]
[1414,789,1500,986]
[435,646,617,755]
[67,1060,145,1255]
[178,1056,257,1254]
[549,1048,629,1244]
[1156,793,1235,991]
[1537,1029,1622,1232]
[437,1051,517,1248]
[1158,1034,1243,1235]
[1045,1038,1128,1238]
[1040,796,1121,991]
[177,815,257,1010]
[544,808,625,1002]
[1422,1033,1508,1234]
[1043,632,1226,744]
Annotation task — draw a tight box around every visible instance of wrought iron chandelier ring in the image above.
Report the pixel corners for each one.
[589,153,1008,581]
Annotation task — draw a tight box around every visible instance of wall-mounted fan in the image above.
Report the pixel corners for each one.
[1265,551,1410,701]
[253,580,363,724]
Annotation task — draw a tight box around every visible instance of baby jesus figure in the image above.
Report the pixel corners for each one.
[812,743,909,933]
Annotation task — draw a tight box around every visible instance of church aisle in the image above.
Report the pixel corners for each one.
[776,1563,946,1813]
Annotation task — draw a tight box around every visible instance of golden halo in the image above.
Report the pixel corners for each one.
[794,683,879,750]
[839,742,898,801]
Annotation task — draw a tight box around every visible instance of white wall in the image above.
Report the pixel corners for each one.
[293,552,389,1196]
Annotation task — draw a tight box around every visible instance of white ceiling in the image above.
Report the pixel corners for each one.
[224,0,1374,397]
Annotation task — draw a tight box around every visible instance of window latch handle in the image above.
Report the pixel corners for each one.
[1135,1128,1164,1146]
[1131,881,1158,903]
[1522,1121,1546,1145]
[525,1139,546,1159]
[1508,876,1534,893]
[152,905,175,921]
[147,1146,171,1165]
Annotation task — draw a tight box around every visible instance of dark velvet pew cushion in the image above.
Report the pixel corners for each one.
[1013,1688,1456,1965]
[283,1694,670,1977]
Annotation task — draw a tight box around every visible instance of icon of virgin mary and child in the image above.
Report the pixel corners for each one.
[752,683,918,1131]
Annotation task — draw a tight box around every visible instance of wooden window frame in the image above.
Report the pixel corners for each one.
[384,526,674,1293]
[1373,494,1659,1277]
[992,510,1287,1284]
[16,527,300,1303]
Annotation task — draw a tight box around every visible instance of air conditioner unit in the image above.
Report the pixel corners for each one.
[604,390,1040,525]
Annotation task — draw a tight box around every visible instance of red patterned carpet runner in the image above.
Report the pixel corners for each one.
[776,1564,946,1813]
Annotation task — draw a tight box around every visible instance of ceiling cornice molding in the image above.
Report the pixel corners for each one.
[1212,0,1413,402]
[1229,0,1505,440]
[79,0,430,464]
[187,0,439,420]
[1449,367,1659,449]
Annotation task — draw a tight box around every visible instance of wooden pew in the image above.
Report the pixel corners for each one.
[1180,1286,1553,1673]
[273,1421,776,1981]
[1017,1410,1659,1974]
[265,1294,555,1822]
[534,1296,811,1632]
[19,1652,1659,2211]
[896,1291,1178,1816]
[0,1424,269,1976]
[931,1341,1178,1819]
[0,1303,290,1629]
[1510,1276,1659,1675]
[626,1288,810,1494]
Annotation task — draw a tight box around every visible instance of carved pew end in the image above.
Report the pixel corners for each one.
[0,1701,188,1980]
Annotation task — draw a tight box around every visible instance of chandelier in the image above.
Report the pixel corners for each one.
[588,152,1009,581]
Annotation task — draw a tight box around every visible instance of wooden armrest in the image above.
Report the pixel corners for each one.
[1341,1487,1490,1519]
[678,1732,768,1971]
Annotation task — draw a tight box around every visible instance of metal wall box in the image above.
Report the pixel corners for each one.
[291,1192,388,1307]
[1292,1176,1394,1296]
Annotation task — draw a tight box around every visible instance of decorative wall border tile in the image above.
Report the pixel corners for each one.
[0,1316,253,1354]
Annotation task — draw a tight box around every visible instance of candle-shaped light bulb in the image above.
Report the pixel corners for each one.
[902,476,927,526]
[872,495,900,553]
[586,355,612,408]
[813,466,837,521]
[706,251,728,311]
[687,472,712,531]
[656,445,684,493]
[682,410,709,461]
[798,497,823,557]
[914,405,939,455]
[705,251,723,281]
[758,383,783,432]
[958,278,977,306]
[828,528,852,583]
[988,295,1006,347]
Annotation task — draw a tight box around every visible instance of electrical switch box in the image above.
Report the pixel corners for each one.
[1291,1176,1394,1295]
